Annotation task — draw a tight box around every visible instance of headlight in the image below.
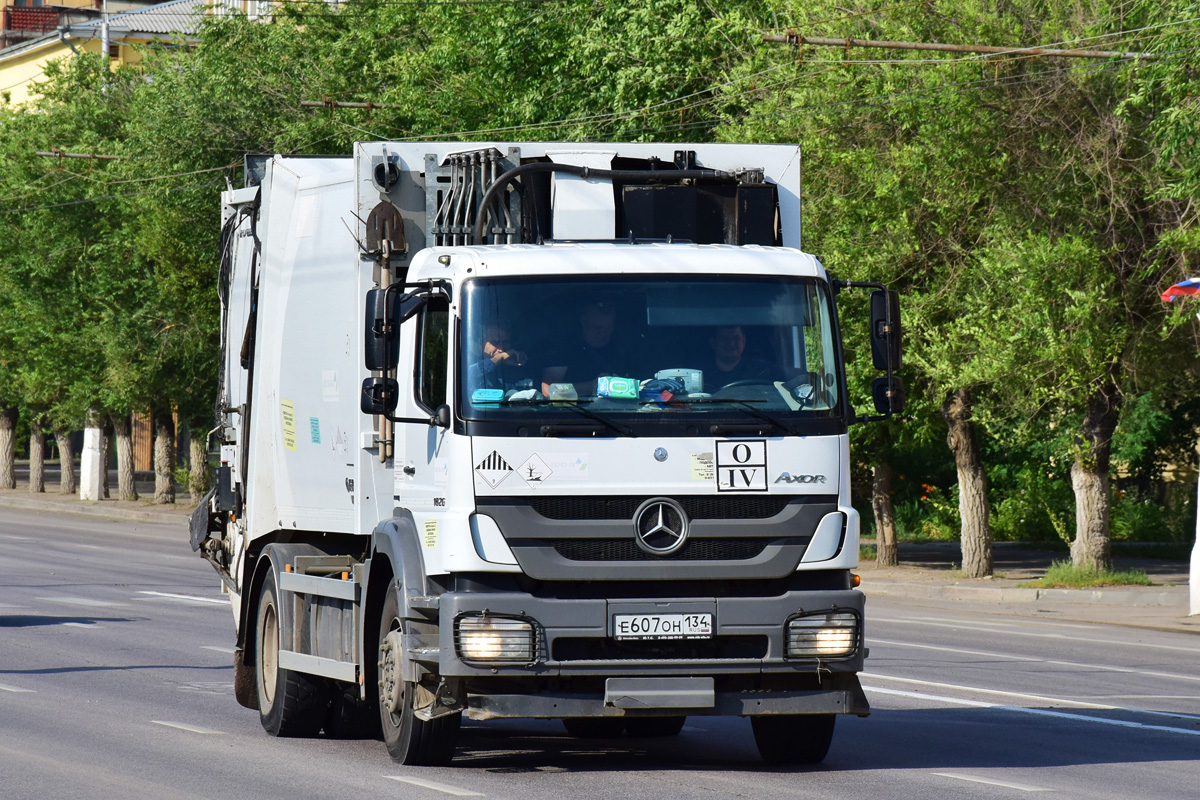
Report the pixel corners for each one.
[786,611,859,658]
[455,614,535,663]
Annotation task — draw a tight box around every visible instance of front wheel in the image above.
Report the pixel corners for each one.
[255,572,327,737]
[377,588,460,764]
[751,714,836,765]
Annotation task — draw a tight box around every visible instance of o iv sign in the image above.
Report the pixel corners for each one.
[716,440,767,492]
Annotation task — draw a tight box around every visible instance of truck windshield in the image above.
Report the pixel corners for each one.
[459,275,843,436]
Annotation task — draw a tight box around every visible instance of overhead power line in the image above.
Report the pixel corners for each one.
[35,151,121,161]
[763,33,1157,61]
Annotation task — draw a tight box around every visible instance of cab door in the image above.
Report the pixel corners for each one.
[396,296,451,512]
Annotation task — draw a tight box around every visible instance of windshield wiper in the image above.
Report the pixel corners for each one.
[502,396,633,437]
[655,396,801,436]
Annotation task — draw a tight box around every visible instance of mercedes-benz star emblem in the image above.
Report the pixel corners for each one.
[633,498,689,556]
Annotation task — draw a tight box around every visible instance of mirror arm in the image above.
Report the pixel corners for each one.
[383,412,448,428]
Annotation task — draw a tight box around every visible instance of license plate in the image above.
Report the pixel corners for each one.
[612,613,713,641]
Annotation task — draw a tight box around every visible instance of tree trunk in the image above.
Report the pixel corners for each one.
[54,430,77,494]
[154,409,176,505]
[943,388,992,578]
[29,429,46,494]
[1070,382,1121,571]
[112,413,137,501]
[101,419,112,499]
[0,406,16,490]
[872,459,899,567]
[188,433,209,501]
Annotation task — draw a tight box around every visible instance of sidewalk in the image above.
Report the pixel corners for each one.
[860,541,1197,633]
[0,463,194,524]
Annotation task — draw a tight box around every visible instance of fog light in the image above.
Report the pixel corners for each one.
[786,611,858,658]
[455,615,535,663]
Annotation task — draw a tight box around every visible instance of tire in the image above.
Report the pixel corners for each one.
[562,717,626,738]
[325,681,381,740]
[624,716,686,737]
[255,573,328,737]
[377,588,460,765]
[751,714,836,765]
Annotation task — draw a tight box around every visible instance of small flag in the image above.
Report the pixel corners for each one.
[1161,278,1200,302]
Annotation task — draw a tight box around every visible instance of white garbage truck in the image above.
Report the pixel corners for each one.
[191,141,903,766]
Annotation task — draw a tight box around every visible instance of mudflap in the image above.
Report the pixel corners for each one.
[234,647,258,710]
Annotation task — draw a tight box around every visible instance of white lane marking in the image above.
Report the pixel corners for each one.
[137,591,227,605]
[932,773,1051,792]
[870,638,1200,684]
[385,776,484,796]
[63,622,102,629]
[0,535,33,541]
[151,721,225,735]
[1087,695,1200,700]
[201,645,236,654]
[39,596,127,608]
[873,616,1200,654]
[876,614,1095,631]
[0,604,26,609]
[865,686,1200,737]
[863,672,1200,722]
[67,543,102,550]
[0,683,35,693]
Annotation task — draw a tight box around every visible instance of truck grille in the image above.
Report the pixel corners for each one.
[530,496,789,521]
[552,538,770,562]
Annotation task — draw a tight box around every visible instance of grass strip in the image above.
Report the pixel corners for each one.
[1023,559,1153,589]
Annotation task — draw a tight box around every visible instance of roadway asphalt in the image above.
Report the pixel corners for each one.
[1,504,1197,799]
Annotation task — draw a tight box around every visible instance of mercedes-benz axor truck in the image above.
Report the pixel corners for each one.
[192,141,903,766]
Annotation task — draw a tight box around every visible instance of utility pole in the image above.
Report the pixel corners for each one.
[1192,449,1199,616]
[100,0,110,71]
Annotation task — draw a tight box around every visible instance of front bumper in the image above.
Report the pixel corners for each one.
[438,587,865,677]
[466,674,869,720]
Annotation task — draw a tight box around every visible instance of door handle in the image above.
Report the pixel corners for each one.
[402,466,416,476]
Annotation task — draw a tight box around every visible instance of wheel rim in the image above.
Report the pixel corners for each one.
[260,601,278,705]
[378,620,405,728]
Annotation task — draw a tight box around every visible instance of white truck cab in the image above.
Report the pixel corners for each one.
[192,142,902,766]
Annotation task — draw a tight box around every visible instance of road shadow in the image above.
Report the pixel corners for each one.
[0,614,137,628]
[443,708,1199,773]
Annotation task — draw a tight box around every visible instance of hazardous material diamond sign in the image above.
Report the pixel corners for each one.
[475,450,512,489]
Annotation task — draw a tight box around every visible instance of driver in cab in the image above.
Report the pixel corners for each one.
[703,326,773,388]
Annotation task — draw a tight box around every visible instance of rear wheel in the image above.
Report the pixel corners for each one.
[751,714,836,765]
[377,588,460,764]
[325,681,380,739]
[562,718,626,738]
[255,573,327,737]
[624,716,686,737]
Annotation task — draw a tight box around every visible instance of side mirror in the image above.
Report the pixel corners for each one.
[434,404,451,429]
[364,288,390,371]
[398,293,427,324]
[365,289,430,372]
[361,377,399,416]
[872,376,905,415]
[870,289,902,371]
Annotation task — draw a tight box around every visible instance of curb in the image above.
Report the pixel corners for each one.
[0,495,192,525]
[862,581,1187,607]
